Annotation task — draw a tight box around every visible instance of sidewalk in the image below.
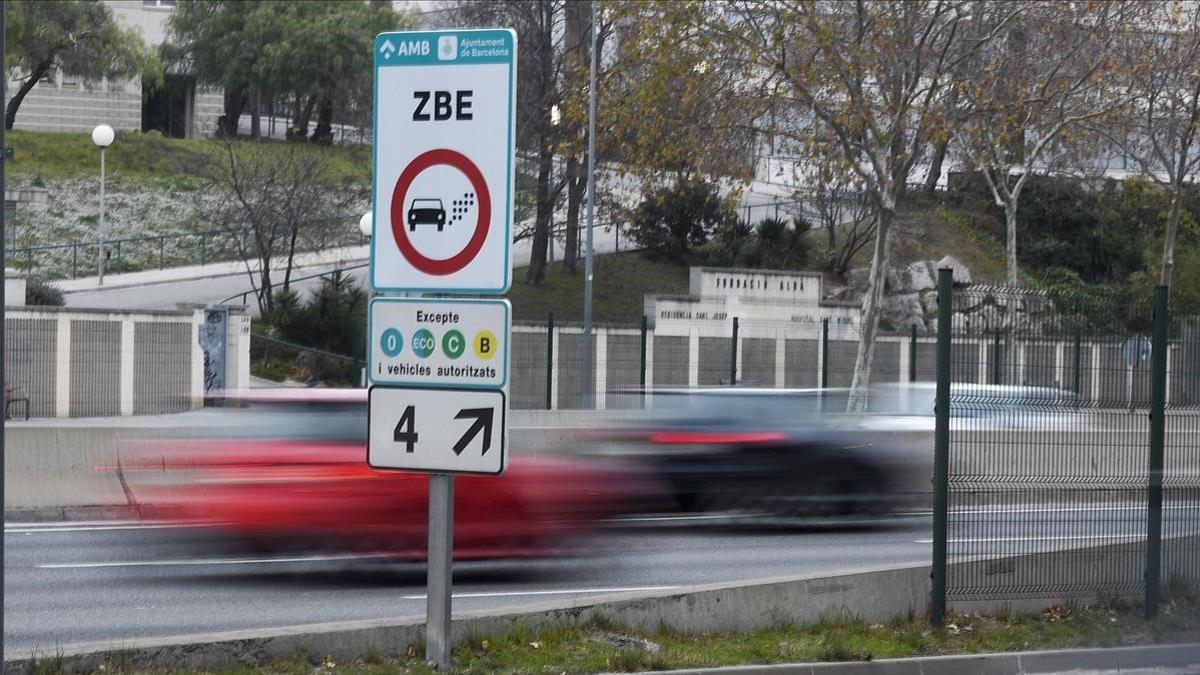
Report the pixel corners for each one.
[55,244,371,294]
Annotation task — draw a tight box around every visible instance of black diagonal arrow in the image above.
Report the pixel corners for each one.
[453,407,494,456]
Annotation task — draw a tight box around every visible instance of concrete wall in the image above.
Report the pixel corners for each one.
[5,269,26,307]
[6,74,143,133]
[4,306,249,418]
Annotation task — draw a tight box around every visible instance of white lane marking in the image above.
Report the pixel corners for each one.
[7,523,219,534]
[37,553,392,569]
[610,514,743,523]
[914,534,1146,544]
[401,586,679,600]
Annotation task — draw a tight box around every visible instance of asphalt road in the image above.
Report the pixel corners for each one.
[8,501,1191,656]
[3,515,931,654]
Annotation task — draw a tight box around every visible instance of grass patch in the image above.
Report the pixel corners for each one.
[7,130,370,184]
[70,595,1200,674]
[505,250,690,324]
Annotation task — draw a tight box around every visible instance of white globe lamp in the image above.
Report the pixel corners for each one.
[358,211,374,238]
[91,124,115,148]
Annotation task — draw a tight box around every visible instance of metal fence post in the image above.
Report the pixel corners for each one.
[820,317,830,413]
[910,323,918,382]
[821,318,829,387]
[730,317,739,385]
[1073,327,1083,399]
[992,330,1002,385]
[1145,284,1169,619]
[159,236,165,269]
[639,315,648,408]
[932,267,953,626]
[545,312,554,411]
[72,244,78,278]
[115,240,122,270]
[201,235,208,266]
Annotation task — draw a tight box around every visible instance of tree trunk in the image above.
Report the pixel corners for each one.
[258,263,274,319]
[5,61,51,130]
[220,88,246,138]
[289,95,317,141]
[311,97,334,145]
[1160,186,1183,287]
[284,221,301,291]
[847,199,894,412]
[1005,201,1018,286]
[564,154,585,274]
[525,150,554,285]
[250,89,261,139]
[924,137,949,193]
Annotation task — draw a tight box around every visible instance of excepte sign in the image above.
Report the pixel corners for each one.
[370,29,516,293]
[368,298,510,389]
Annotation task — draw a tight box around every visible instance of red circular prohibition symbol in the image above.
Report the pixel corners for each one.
[390,148,492,275]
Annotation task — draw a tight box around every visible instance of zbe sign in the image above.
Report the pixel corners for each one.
[370,29,516,293]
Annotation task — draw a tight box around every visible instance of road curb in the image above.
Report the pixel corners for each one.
[6,552,1195,674]
[634,643,1200,674]
[4,563,929,670]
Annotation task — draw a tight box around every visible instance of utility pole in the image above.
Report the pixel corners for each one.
[581,0,598,407]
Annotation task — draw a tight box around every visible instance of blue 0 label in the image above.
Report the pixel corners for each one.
[380,328,404,357]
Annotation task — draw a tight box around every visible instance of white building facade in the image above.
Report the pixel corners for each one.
[4,0,222,137]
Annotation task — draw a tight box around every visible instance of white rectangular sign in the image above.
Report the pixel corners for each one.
[371,29,516,293]
[368,386,506,475]
[369,298,509,388]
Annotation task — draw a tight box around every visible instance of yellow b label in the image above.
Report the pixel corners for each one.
[473,330,498,360]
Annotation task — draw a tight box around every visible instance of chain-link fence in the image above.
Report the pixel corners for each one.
[929,271,1200,622]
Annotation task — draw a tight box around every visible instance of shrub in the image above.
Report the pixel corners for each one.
[630,175,737,260]
[25,276,64,306]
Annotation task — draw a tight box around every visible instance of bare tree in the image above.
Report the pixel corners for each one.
[716,0,1007,408]
[201,140,363,318]
[1108,3,1200,289]
[441,0,568,285]
[953,1,1137,286]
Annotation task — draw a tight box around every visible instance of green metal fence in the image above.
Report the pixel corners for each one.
[507,313,929,410]
[5,215,366,280]
[931,270,1200,623]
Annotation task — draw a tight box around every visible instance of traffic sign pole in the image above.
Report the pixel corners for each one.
[427,473,454,670]
[370,28,516,670]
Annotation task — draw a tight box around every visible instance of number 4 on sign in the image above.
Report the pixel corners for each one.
[394,405,418,452]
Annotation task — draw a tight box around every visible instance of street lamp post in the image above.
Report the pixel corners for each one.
[91,124,114,285]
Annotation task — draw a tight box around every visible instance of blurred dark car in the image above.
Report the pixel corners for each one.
[118,389,652,560]
[598,388,904,519]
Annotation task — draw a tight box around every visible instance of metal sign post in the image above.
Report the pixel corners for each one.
[426,473,453,668]
[368,27,516,671]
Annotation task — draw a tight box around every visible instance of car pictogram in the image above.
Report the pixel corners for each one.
[408,198,447,231]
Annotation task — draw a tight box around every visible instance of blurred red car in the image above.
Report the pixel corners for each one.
[118,389,654,560]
